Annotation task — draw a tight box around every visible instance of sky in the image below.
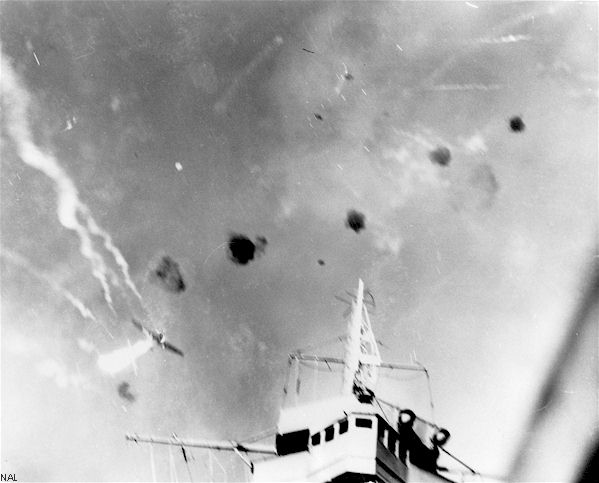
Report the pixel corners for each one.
[0,1,597,482]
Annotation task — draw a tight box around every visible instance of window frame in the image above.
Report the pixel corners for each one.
[324,424,335,442]
[311,432,321,446]
[355,417,373,429]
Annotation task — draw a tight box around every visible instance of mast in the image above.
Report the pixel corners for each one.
[342,279,381,400]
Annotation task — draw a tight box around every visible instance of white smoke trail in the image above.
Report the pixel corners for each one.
[334,63,351,96]
[0,248,111,332]
[84,212,142,301]
[424,83,502,91]
[0,50,143,311]
[214,36,283,115]
[97,337,153,375]
[424,4,565,86]
[476,34,532,44]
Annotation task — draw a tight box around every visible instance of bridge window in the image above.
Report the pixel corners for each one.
[311,432,321,446]
[276,429,310,456]
[355,417,373,429]
[324,425,335,442]
[339,418,349,434]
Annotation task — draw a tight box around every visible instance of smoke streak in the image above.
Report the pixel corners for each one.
[0,248,115,337]
[476,34,532,44]
[84,213,142,301]
[214,36,283,115]
[0,51,143,312]
[97,337,153,375]
[424,4,565,86]
[423,84,502,92]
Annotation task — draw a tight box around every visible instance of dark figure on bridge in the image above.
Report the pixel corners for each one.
[397,409,450,473]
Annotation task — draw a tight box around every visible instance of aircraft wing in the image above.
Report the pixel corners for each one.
[162,341,184,357]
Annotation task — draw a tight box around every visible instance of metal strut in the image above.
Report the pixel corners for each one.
[290,353,427,372]
[125,434,277,455]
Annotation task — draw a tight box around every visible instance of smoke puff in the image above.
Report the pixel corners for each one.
[117,381,136,402]
[346,210,366,233]
[187,61,218,94]
[469,164,500,208]
[509,116,525,132]
[449,163,500,211]
[228,234,267,265]
[255,236,268,254]
[429,146,452,166]
[150,256,186,293]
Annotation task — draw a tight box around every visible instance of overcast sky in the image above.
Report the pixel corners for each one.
[1,1,597,481]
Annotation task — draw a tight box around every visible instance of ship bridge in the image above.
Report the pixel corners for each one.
[253,390,455,483]
[253,280,455,482]
[125,280,476,483]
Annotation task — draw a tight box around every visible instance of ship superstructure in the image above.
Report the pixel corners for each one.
[127,279,478,482]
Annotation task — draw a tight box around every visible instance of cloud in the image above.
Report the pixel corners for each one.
[449,162,500,211]
[187,61,218,94]
[4,331,41,357]
[372,231,403,257]
[503,232,539,279]
[77,338,97,354]
[461,133,488,154]
[37,359,85,389]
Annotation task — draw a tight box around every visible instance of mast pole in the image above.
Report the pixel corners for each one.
[342,279,364,395]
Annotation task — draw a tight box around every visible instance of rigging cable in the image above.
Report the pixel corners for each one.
[412,359,436,424]
[312,357,317,400]
[374,396,392,426]
[439,447,478,476]
[207,450,214,483]
[149,444,157,483]
[169,442,179,482]
[240,427,277,444]
[181,446,194,483]
[282,356,292,398]
[209,450,228,482]
[294,334,346,355]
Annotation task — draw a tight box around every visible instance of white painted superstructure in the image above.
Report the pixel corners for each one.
[127,279,474,483]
